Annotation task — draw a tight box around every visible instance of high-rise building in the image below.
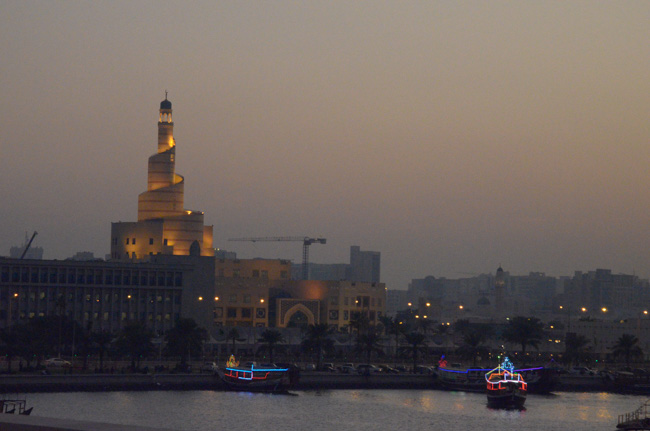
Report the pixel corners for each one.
[110,96,214,260]
[347,245,380,283]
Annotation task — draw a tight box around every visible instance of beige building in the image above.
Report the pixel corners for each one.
[111,96,214,260]
[213,258,386,330]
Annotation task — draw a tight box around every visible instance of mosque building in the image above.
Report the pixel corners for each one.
[110,96,214,259]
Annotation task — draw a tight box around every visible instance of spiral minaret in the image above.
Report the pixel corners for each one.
[137,96,185,221]
[110,95,214,260]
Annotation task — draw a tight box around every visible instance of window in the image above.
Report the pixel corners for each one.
[163,239,168,246]
[261,270,268,279]
[227,307,237,318]
[243,294,251,304]
[252,270,260,278]
[126,238,129,245]
[132,238,136,245]
[229,294,237,303]
[149,238,154,245]
[241,308,252,319]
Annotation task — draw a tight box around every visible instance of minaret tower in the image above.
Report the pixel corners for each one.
[111,94,214,259]
[137,93,185,221]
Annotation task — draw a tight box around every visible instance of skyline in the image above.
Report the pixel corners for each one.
[1,2,649,289]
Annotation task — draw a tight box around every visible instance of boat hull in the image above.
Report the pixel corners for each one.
[487,391,527,409]
[217,366,298,393]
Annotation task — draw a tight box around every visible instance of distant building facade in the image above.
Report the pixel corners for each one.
[292,245,380,283]
[214,258,385,330]
[111,96,214,260]
[0,255,215,333]
[9,233,43,260]
[347,245,380,283]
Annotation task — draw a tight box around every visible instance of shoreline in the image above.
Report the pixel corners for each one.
[0,372,636,394]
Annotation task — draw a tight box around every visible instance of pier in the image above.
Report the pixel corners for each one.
[617,400,650,430]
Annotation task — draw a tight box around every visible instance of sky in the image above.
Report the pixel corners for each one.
[1,1,649,290]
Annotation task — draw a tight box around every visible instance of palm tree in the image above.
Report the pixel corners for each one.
[258,329,284,364]
[115,322,154,371]
[379,316,403,366]
[0,327,19,373]
[456,330,490,367]
[227,328,244,355]
[301,323,335,370]
[612,334,643,368]
[358,326,383,365]
[563,333,591,366]
[349,313,371,360]
[502,316,545,362]
[165,318,207,367]
[91,329,114,371]
[403,332,426,373]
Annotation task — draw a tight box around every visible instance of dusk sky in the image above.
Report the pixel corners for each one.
[2,1,649,290]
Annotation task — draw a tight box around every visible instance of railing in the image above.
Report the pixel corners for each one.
[618,399,650,426]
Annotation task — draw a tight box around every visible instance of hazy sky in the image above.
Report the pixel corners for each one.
[2,1,649,289]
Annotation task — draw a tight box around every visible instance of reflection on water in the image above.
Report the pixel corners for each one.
[26,389,643,431]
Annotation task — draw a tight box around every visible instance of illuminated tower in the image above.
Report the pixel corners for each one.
[137,95,184,221]
[110,95,214,259]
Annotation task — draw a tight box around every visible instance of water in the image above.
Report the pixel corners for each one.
[27,390,644,431]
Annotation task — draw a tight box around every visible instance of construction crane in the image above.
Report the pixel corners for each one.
[228,236,326,280]
[20,231,38,259]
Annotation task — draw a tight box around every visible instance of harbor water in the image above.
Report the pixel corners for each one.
[27,389,644,431]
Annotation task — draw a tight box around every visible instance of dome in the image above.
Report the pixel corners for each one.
[160,97,172,110]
